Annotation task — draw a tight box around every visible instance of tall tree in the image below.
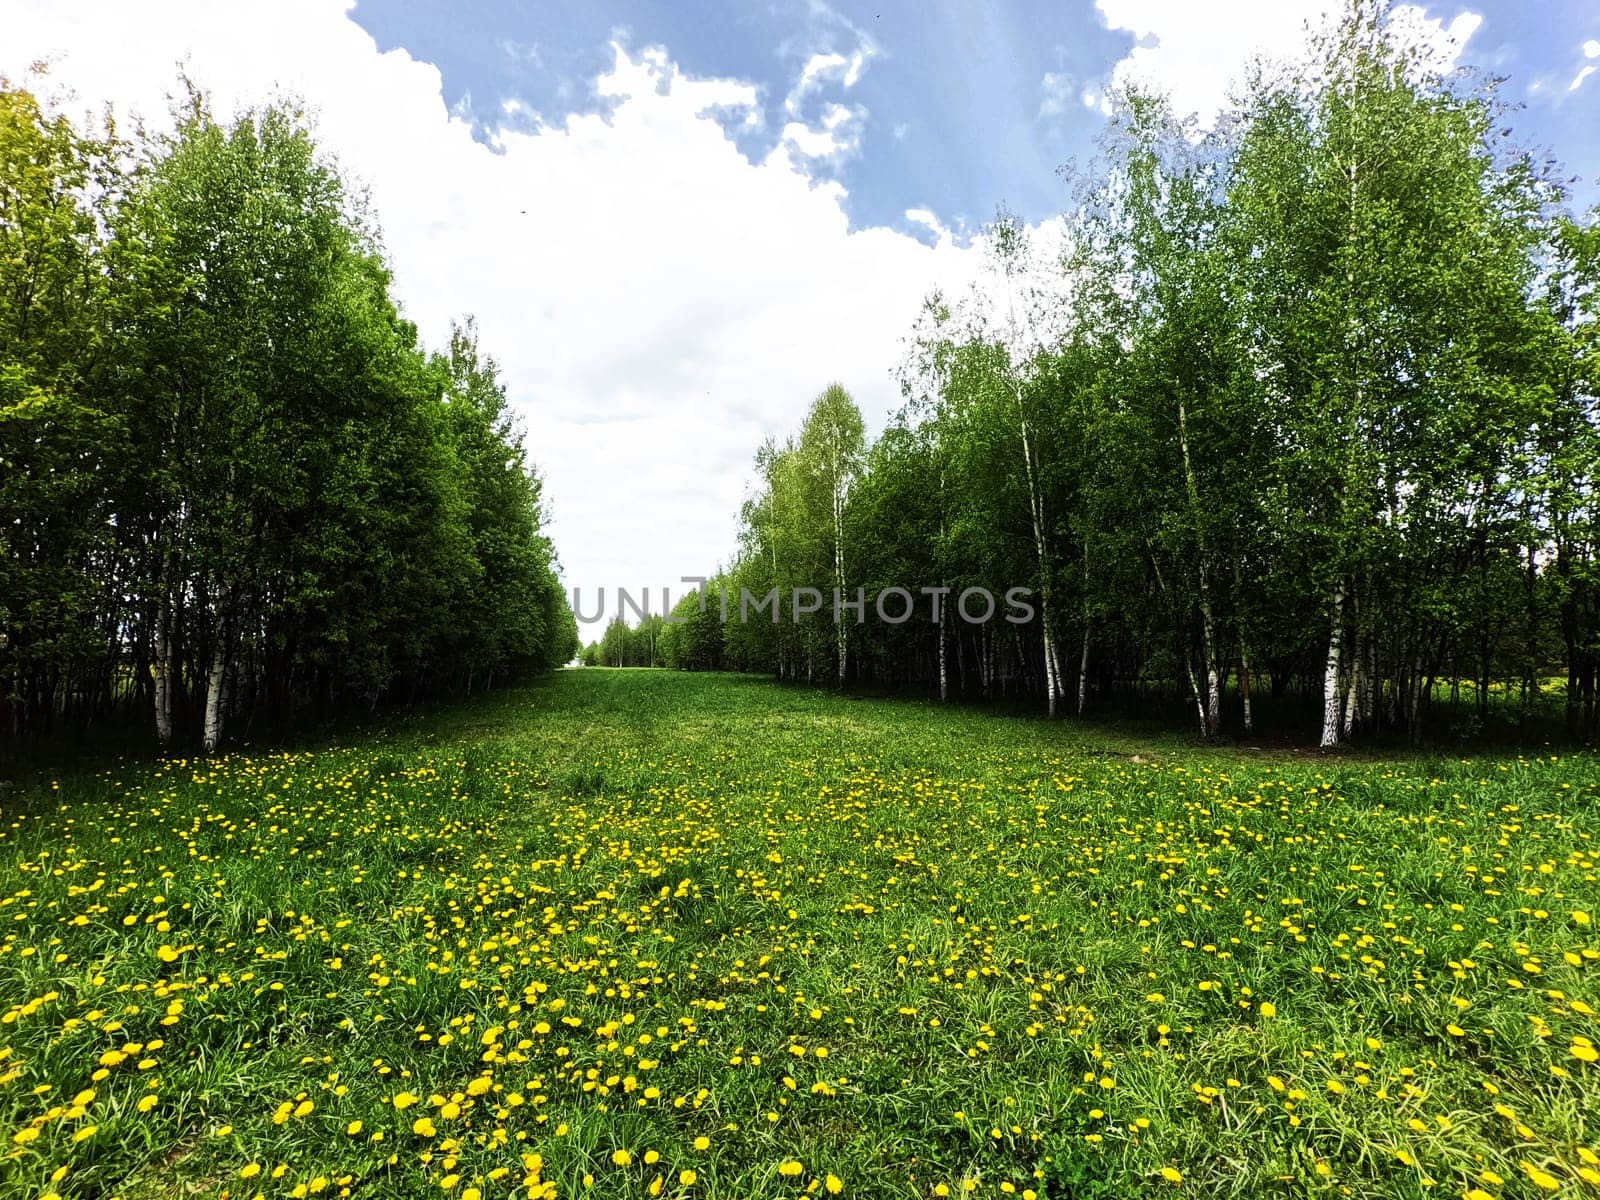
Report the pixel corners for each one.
[796,385,864,686]
[0,81,123,738]
[1228,0,1549,745]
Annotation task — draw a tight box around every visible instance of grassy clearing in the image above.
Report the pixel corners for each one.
[2,669,1599,1200]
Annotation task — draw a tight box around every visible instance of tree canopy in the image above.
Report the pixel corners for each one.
[1,79,576,751]
[666,0,1600,747]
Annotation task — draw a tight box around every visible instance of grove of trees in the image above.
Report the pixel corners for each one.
[664,2,1600,747]
[583,614,668,668]
[2,79,577,752]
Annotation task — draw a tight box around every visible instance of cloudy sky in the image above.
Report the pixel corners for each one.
[5,0,1598,627]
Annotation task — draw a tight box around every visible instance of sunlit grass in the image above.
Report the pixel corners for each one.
[2,670,1598,1199]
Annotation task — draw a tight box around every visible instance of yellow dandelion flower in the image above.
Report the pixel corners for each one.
[1521,1162,1560,1191]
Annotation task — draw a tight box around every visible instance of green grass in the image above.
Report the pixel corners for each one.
[2,669,1599,1200]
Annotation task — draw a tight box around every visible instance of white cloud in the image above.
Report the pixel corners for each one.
[1390,7,1483,69]
[779,37,875,166]
[787,48,871,113]
[1039,70,1073,117]
[1092,0,1482,127]
[780,100,864,161]
[1573,64,1596,92]
[3,0,987,611]
[903,207,957,244]
[1585,39,1600,59]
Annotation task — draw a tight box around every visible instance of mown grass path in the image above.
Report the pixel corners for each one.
[3,670,1599,1199]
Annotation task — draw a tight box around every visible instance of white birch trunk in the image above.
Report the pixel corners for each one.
[1364,636,1378,729]
[1018,404,1059,718]
[1183,654,1208,736]
[1178,393,1221,738]
[1321,581,1347,749]
[1200,597,1222,738]
[998,232,1058,718]
[151,552,176,749]
[152,616,175,748]
[1041,616,1059,719]
[1077,623,1091,717]
[1240,644,1255,736]
[1327,41,1363,752]
[1341,589,1363,740]
[202,634,227,754]
[937,601,948,702]
[1342,635,1362,740]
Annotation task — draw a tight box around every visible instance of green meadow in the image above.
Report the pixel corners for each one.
[2,670,1598,1199]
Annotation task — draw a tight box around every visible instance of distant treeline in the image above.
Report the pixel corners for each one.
[1,82,577,752]
[614,3,1600,746]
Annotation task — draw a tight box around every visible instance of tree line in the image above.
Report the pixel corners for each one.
[644,1,1600,747]
[1,79,578,752]
[582,614,668,668]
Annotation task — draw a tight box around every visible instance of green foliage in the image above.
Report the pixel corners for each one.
[662,583,728,672]
[694,386,866,686]
[681,0,1600,748]
[0,83,125,739]
[0,79,575,749]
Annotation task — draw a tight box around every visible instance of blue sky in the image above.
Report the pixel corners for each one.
[349,0,1600,229]
[9,0,1600,609]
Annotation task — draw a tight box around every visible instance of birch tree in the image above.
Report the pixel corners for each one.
[796,385,865,686]
[1228,0,1548,745]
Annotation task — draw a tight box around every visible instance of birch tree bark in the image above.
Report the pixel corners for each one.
[1321,581,1347,749]
[1077,622,1091,717]
[151,541,177,749]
